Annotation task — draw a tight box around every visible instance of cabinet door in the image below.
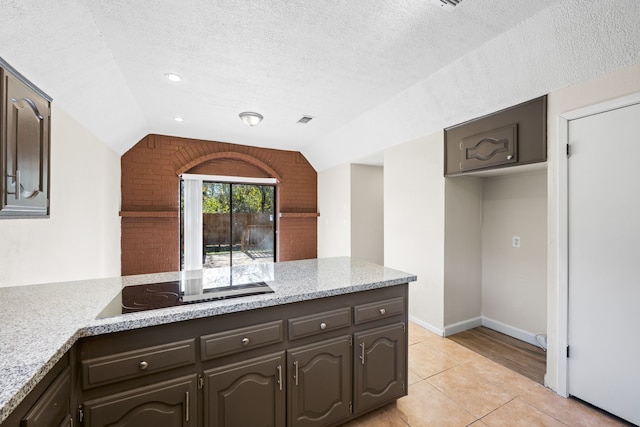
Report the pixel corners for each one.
[21,367,71,427]
[444,96,546,176]
[457,123,518,172]
[83,375,197,426]
[204,352,286,427]
[1,69,50,217]
[287,336,351,427]
[353,323,406,413]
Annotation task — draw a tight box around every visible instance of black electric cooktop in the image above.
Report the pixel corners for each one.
[97,265,274,318]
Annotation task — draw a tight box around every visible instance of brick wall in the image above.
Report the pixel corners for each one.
[121,134,317,275]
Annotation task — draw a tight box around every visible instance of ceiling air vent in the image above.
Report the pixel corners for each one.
[297,115,314,124]
[430,0,463,11]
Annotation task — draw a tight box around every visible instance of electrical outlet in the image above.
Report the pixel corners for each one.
[512,236,521,248]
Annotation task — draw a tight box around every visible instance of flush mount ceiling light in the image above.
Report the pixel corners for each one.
[239,112,263,127]
[164,72,183,82]
[173,116,184,122]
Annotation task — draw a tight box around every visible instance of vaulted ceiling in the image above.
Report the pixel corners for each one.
[1,0,639,170]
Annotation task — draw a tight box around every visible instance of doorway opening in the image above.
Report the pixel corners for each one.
[181,174,276,270]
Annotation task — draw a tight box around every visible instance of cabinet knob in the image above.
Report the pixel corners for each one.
[139,361,149,370]
[320,322,327,330]
[241,337,250,346]
[380,308,386,315]
[507,155,513,160]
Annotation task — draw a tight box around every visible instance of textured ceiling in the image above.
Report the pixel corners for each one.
[1,0,639,170]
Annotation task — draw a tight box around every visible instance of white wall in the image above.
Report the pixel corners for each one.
[317,62,640,393]
[443,176,483,331]
[482,171,547,336]
[0,104,121,287]
[384,131,445,333]
[351,164,383,264]
[317,163,351,258]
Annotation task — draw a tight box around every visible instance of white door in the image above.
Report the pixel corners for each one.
[568,101,640,425]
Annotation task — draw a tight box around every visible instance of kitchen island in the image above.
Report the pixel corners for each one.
[0,257,416,426]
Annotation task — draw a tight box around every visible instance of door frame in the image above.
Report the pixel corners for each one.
[556,91,640,397]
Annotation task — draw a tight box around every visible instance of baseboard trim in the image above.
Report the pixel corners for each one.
[481,316,539,347]
[440,315,541,347]
[408,315,444,337]
[443,316,482,337]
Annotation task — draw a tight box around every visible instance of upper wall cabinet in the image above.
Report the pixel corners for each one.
[0,58,52,218]
[444,96,546,176]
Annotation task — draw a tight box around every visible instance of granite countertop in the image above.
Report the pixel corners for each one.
[0,257,416,423]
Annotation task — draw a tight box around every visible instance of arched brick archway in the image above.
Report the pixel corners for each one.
[176,151,282,182]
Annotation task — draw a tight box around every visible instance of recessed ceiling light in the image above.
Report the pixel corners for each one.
[173,116,184,122]
[165,73,183,82]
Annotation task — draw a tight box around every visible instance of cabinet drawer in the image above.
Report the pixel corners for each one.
[288,307,351,340]
[22,367,70,427]
[81,339,196,389]
[354,297,404,325]
[201,320,284,361]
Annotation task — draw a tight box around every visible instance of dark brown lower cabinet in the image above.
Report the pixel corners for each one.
[2,285,409,427]
[21,367,71,427]
[0,356,71,427]
[83,375,197,426]
[204,352,286,427]
[287,336,351,427]
[353,323,406,414]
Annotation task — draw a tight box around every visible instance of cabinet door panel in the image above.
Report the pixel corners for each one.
[459,123,518,172]
[83,375,197,427]
[354,323,406,413]
[287,336,351,427]
[1,70,50,217]
[444,96,546,176]
[204,352,285,427]
[22,367,70,427]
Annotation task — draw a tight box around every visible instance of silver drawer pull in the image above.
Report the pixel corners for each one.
[139,361,149,370]
[320,322,327,330]
[241,337,250,346]
[380,308,386,315]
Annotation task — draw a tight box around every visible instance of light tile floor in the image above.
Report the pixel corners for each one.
[343,322,629,427]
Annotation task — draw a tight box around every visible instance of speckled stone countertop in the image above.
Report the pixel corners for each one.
[0,257,415,423]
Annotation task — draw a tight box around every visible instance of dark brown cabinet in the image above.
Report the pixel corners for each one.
[81,339,196,389]
[0,355,71,427]
[287,336,351,427]
[83,375,198,426]
[3,284,409,427]
[204,352,285,427]
[444,96,546,176]
[353,323,406,414]
[0,58,51,218]
[21,367,71,427]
